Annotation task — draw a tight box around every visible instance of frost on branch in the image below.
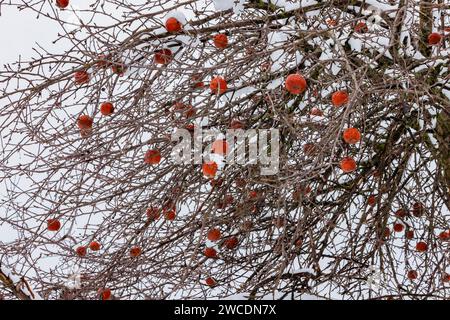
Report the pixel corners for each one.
[0,264,42,300]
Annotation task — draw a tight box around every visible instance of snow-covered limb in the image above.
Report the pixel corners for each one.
[0,263,42,300]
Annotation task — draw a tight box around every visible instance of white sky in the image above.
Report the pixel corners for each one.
[0,5,57,64]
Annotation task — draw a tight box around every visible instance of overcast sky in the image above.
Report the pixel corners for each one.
[0,5,57,64]
[0,5,58,243]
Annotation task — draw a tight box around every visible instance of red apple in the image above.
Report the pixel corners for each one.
[207,228,221,241]
[331,90,349,107]
[204,247,217,258]
[164,209,176,221]
[74,71,90,85]
[412,202,424,217]
[100,288,111,300]
[213,34,228,49]
[210,77,227,94]
[342,128,361,144]
[340,157,357,173]
[393,223,404,233]
[416,241,428,252]
[56,0,69,9]
[285,74,307,95]
[407,270,418,280]
[405,230,414,240]
[100,102,114,116]
[77,115,93,130]
[47,219,61,231]
[224,236,239,250]
[144,149,161,165]
[89,241,101,251]
[367,195,377,207]
[395,208,409,218]
[130,246,142,257]
[205,277,216,287]
[428,32,442,45]
[76,246,87,257]
[438,231,449,241]
[354,22,368,33]
[165,17,182,33]
[202,161,218,178]
[154,49,172,65]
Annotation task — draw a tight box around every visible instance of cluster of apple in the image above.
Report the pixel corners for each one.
[284,73,360,173]
[66,17,222,122]
[71,15,230,181]
[69,12,446,181]
[202,228,239,287]
[330,19,445,46]
[363,200,450,282]
[50,3,449,294]
[280,27,447,284]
